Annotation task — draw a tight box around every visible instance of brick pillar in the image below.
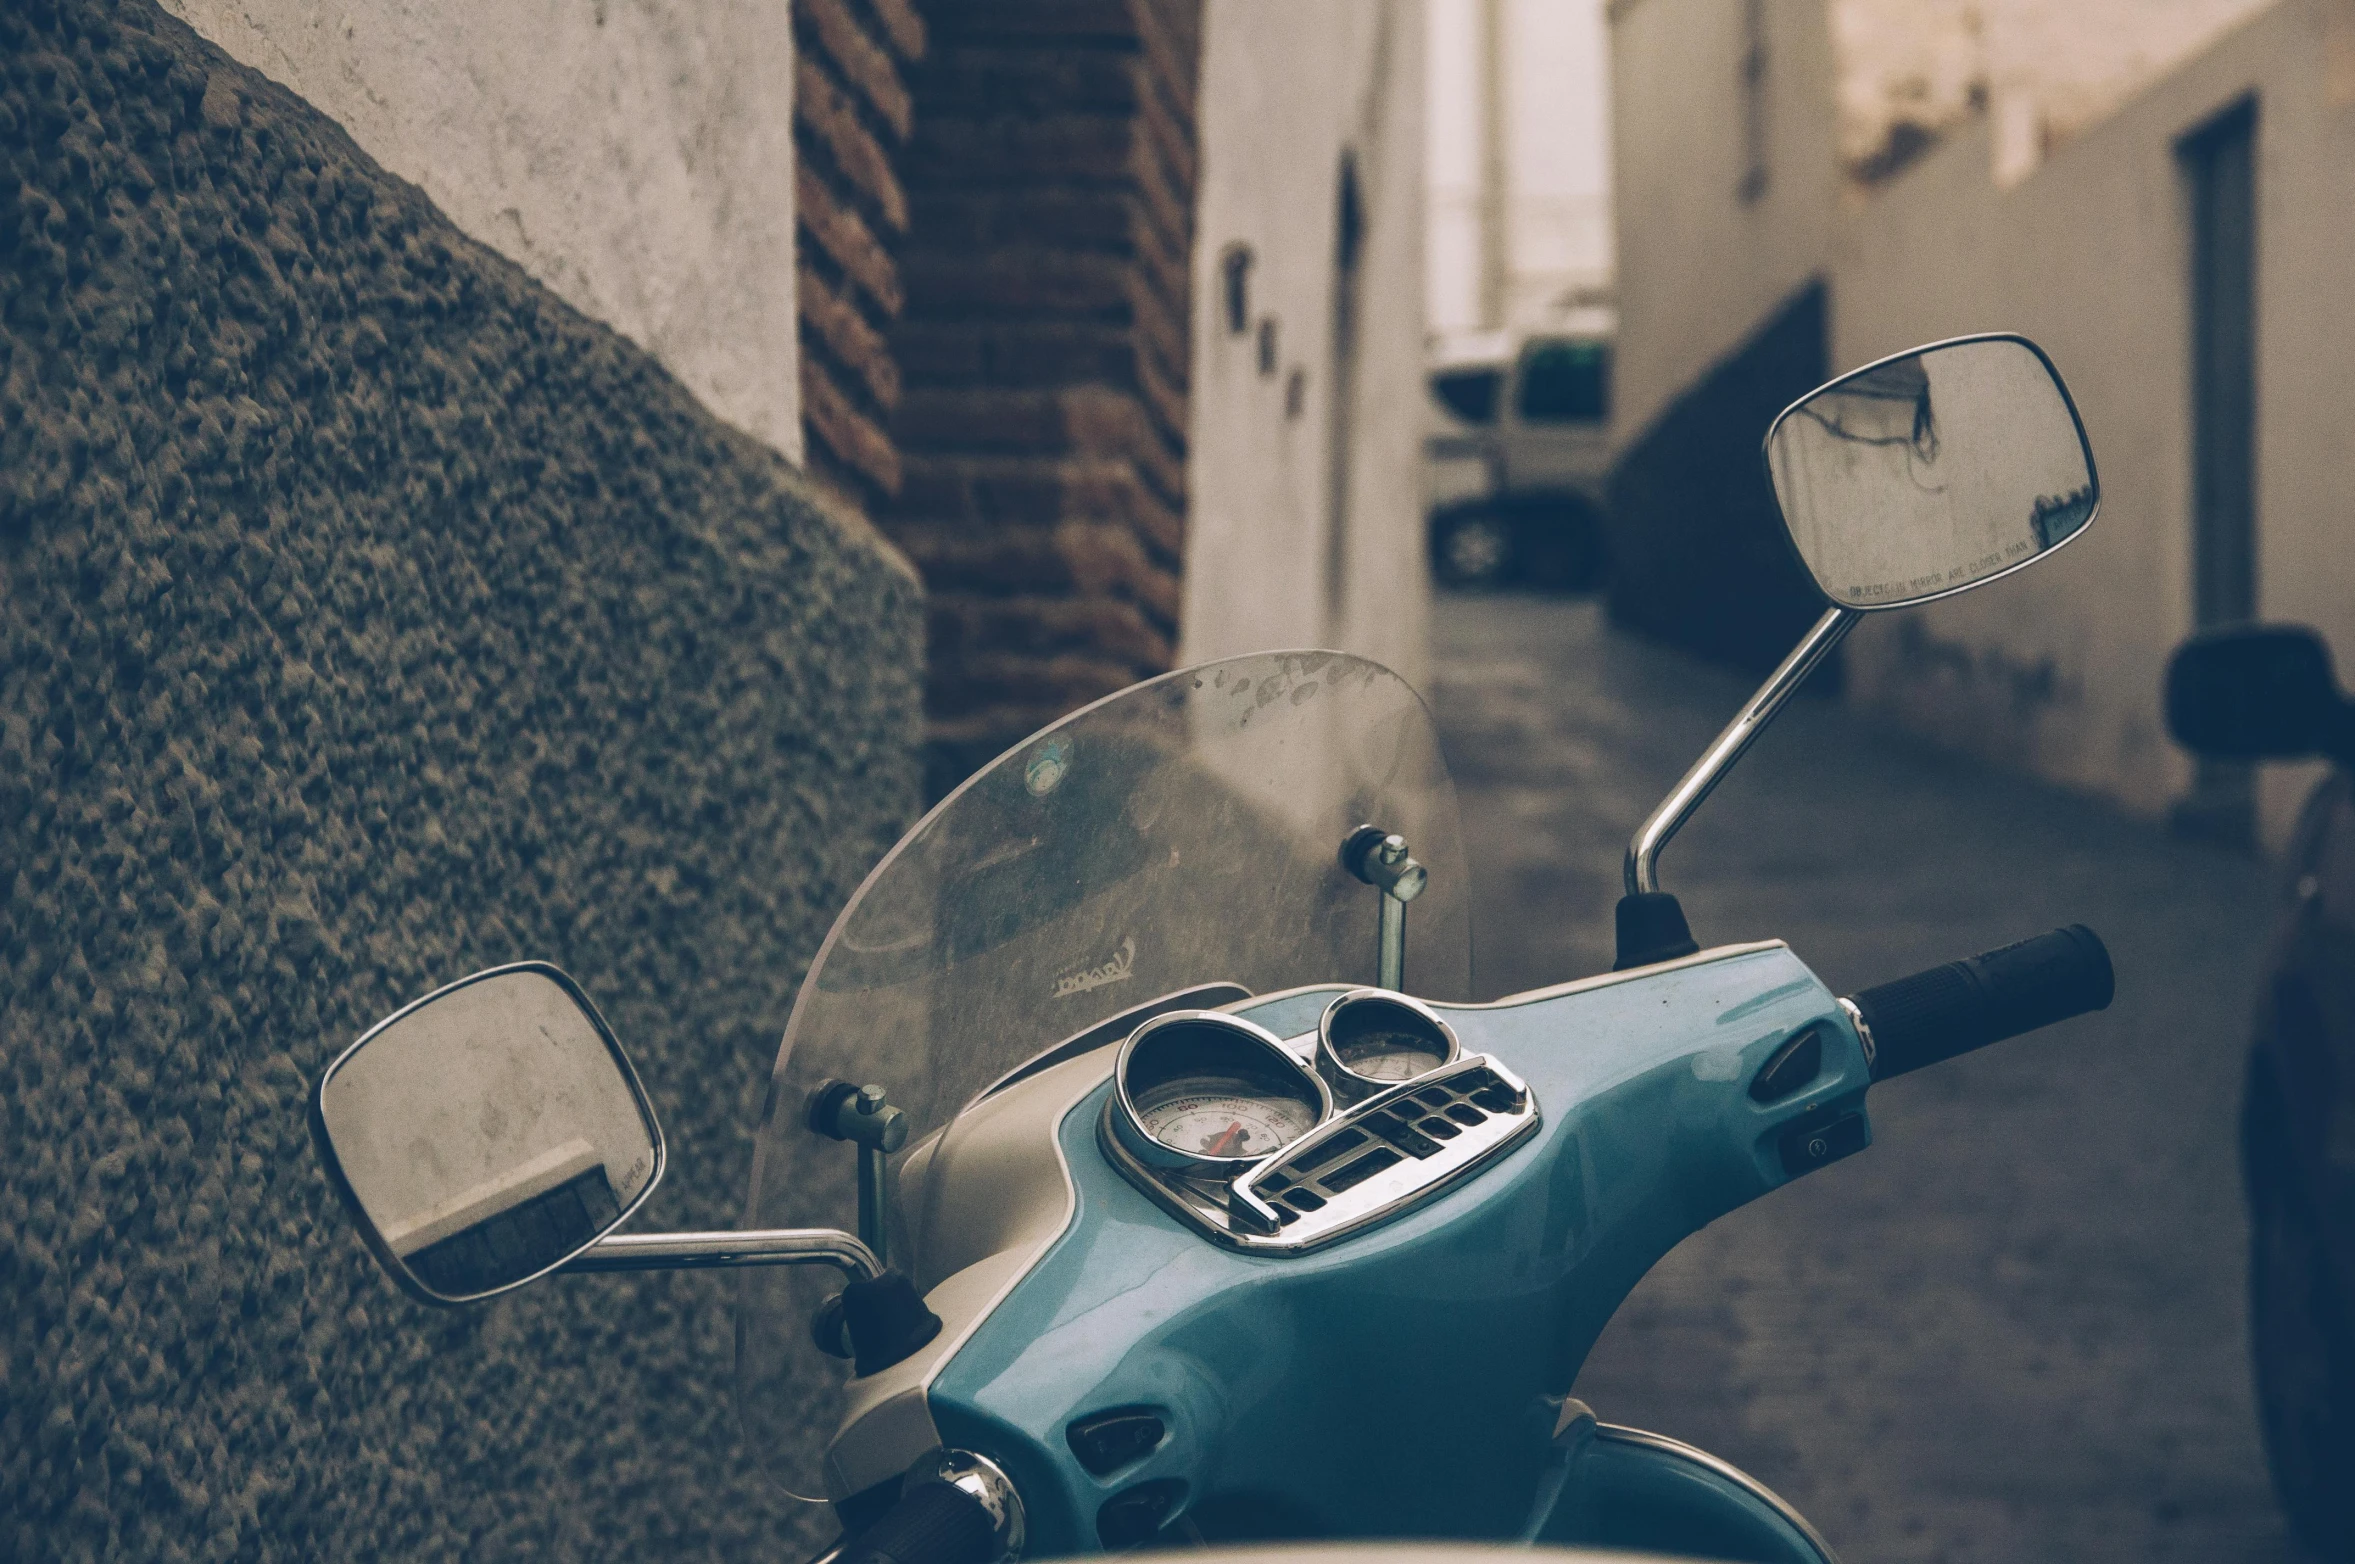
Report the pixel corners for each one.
[892,0,1204,797]
[796,0,927,507]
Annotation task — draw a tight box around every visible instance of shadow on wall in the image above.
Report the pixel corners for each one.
[0,2,920,1558]
[1603,283,1838,683]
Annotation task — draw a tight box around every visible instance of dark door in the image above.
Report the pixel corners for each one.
[2178,99,2260,842]
[1324,156,1364,631]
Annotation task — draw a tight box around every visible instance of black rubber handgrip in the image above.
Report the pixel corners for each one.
[1851,924,2113,1082]
[837,1480,995,1564]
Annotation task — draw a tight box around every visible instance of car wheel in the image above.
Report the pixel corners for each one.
[2244,1053,2355,1558]
[1433,508,1514,588]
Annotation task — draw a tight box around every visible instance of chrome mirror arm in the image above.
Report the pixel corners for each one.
[563,1227,881,1281]
[1624,605,1856,897]
[1342,825,1428,991]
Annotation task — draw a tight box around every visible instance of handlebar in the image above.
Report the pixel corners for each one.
[829,1480,997,1564]
[1848,924,2113,1082]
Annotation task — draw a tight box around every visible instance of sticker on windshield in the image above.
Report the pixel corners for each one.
[1025,736,1071,796]
[1054,936,1135,999]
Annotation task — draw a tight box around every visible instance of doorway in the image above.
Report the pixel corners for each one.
[2177,97,2259,844]
[1324,156,1366,632]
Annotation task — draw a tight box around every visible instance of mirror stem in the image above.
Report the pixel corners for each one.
[563,1227,881,1280]
[1341,827,1428,992]
[1378,892,1407,991]
[1625,606,1856,897]
[858,1142,889,1269]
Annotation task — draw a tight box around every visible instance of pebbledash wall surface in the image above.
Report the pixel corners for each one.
[0,1,922,1558]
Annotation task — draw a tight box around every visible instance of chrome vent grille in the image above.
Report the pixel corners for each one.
[1101,1052,1539,1255]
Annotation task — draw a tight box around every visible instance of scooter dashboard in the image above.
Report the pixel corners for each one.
[1099,987,1540,1254]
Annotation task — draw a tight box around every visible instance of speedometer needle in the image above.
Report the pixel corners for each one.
[1202,1122,1249,1158]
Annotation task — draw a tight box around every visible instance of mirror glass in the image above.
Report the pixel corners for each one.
[1766,336,2097,610]
[313,964,662,1303]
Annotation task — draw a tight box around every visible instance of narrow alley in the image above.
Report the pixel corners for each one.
[1433,592,2297,1564]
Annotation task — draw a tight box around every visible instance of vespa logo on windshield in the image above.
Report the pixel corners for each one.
[1053,936,1135,999]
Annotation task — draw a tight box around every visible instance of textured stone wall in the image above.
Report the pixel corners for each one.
[890,0,1203,797]
[796,0,926,505]
[0,2,921,1559]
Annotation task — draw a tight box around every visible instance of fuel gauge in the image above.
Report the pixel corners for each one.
[1315,991,1460,1103]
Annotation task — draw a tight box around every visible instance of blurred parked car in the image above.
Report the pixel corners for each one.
[2165,624,2355,1560]
[1424,322,1613,590]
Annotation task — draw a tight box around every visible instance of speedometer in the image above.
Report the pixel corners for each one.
[1108,1011,1330,1177]
[1136,1089,1319,1160]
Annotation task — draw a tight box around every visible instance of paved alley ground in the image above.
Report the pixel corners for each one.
[1430,592,2301,1564]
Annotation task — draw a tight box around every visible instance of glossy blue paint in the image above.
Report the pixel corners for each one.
[1228,986,1352,1043]
[926,945,1868,1555]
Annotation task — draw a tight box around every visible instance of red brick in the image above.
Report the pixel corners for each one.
[898,250,1138,321]
[1133,0,1199,120]
[799,167,903,318]
[914,49,1146,115]
[890,484,1180,606]
[896,388,1071,455]
[897,322,1139,391]
[895,387,1181,502]
[802,351,902,497]
[889,461,979,524]
[887,322,1187,434]
[888,518,1067,583]
[942,0,1153,44]
[930,594,1171,663]
[862,0,927,60]
[890,323,992,385]
[800,0,913,139]
[893,0,1204,787]
[926,689,1129,749]
[799,260,900,411]
[903,110,1143,185]
[798,52,908,232]
[1060,386,1184,499]
[927,650,1156,715]
[910,187,1140,252]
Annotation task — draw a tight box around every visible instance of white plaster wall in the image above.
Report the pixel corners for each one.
[1502,0,1615,321]
[1427,0,1488,333]
[1427,0,1614,336]
[1182,0,1431,693]
[1611,0,2355,845]
[1833,0,2275,185]
[1608,0,1838,447]
[161,0,803,463]
[1834,0,2355,845]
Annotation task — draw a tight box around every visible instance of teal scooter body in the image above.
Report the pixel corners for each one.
[929,943,1862,1557]
[304,334,2117,1564]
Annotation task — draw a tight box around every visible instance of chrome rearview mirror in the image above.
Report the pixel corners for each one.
[312,963,664,1304]
[1613,335,2098,971]
[1765,334,2098,610]
[314,962,882,1310]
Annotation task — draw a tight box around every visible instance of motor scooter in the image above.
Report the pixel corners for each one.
[310,334,2115,1564]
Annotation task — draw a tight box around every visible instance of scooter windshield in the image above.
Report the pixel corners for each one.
[737,651,1469,1498]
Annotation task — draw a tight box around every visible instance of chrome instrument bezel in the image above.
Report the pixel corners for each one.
[1314,989,1462,1103]
[1107,1009,1334,1179]
[1102,1047,1540,1257]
